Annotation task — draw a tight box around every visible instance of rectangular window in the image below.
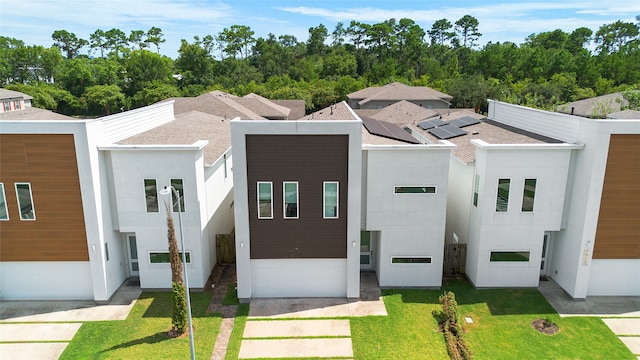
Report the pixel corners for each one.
[283,181,299,219]
[257,182,273,219]
[15,183,35,220]
[391,257,432,264]
[323,181,339,218]
[223,154,228,178]
[144,179,158,213]
[490,251,530,262]
[0,183,8,220]
[149,252,191,264]
[105,243,110,261]
[14,100,21,110]
[522,179,537,212]
[473,174,480,207]
[3,101,10,111]
[496,179,510,212]
[394,186,436,194]
[170,179,185,212]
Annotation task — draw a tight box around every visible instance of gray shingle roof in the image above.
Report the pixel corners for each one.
[0,106,74,120]
[557,92,628,118]
[347,82,452,106]
[299,102,359,120]
[607,109,640,119]
[369,100,439,125]
[117,110,230,166]
[0,88,33,101]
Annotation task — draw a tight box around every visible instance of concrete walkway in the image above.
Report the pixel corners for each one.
[538,279,640,358]
[0,281,141,360]
[208,264,238,360]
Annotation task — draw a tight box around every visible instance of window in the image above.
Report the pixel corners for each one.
[496,179,510,212]
[149,252,191,263]
[3,101,10,111]
[473,174,480,207]
[394,186,436,194]
[323,181,339,218]
[170,179,185,212]
[283,181,298,219]
[257,182,273,219]
[105,243,110,261]
[14,100,21,110]
[223,154,228,178]
[144,179,158,212]
[522,179,537,212]
[392,257,432,264]
[0,183,8,220]
[15,183,35,220]
[490,251,530,262]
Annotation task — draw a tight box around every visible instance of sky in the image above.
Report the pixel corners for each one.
[1,0,639,58]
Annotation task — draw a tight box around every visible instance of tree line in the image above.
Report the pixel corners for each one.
[1,15,639,116]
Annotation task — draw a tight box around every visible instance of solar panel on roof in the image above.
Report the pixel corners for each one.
[417,121,436,130]
[362,117,420,144]
[427,118,447,127]
[428,123,468,139]
[448,116,481,128]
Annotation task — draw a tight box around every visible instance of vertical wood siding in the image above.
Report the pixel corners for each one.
[246,135,349,259]
[0,134,88,261]
[593,134,640,259]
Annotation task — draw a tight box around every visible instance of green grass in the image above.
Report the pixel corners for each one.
[225,304,249,360]
[223,283,240,306]
[60,291,221,360]
[352,279,635,360]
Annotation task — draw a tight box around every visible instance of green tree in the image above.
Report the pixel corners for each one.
[132,81,180,107]
[104,28,128,57]
[89,29,107,58]
[83,84,126,115]
[124,49,174,96]
[175,37,215,87]
[428,19,455,46]
[51,30,88,58]
[164,203,188,336]
[454,15,482,48]
[129,30,148,50]
[218,25,255,60]
[146,27,166,54]
[595,20,639,54]
[307,24,328,55]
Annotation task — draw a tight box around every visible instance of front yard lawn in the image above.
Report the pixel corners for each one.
[60,291,220,360]
[351,279,634,360]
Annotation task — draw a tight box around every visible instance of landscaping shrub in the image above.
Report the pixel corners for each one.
[438,291,473,360]
[171,282,188,335]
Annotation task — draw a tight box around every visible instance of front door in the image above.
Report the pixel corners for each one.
[540,233,550,276]
[126,234,139,276]
[360,231,373,270]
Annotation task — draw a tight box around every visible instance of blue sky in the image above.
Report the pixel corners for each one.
[1,0,638,58]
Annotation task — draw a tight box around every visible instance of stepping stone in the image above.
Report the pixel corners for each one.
[0,323,82,341]
[0,343,69,360]
[239,338,353,359]
[619,337,640,355]
[602,319,640,335]
[243,319,350,338]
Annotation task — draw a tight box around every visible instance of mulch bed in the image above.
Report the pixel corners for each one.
[531,318,559,335]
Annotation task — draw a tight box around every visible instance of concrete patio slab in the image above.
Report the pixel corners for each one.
[243,319,351,338]
[619,337,640,355]
[0,323,82,342]
[602,319,640,335]
[239,338,353,359]
[0,343,69,360]
[248,297,386,318]
[348,297,388,316]
[538,280,640,317]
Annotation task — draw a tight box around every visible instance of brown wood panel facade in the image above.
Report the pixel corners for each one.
[246,135,349,259]
[593,134,640,259]
[0,134,88,261]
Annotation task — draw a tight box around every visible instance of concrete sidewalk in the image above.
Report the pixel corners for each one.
[0,281,141,360]
[538,279,640,358]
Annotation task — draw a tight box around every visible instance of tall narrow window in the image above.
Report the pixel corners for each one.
[223,154,228,178]
[170,178,185,212]
[0,183,8,220]
[144,179,158,213]
[324,181,339,218]
[15,183,35,220]
[522,179,537,212]
[496,179,510,212]
[283,181,299,219]
[473,174,480,207]
[257,182,273,219]
[14,100,21,110]
[3,101,10,111]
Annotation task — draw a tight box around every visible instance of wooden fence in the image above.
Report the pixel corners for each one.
[443,243,466,275]
[216,230,235,264]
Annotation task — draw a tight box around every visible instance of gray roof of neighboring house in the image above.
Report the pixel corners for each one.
[0,88,33,101]
[117,110,230,166]
[0,106,74,120]
[607,109,640,119]
[369,100,439,125]
[299,102,359,120]
[408,110,559,163]
[347,82,453,106]
[239,93,292,119]
[273,99,307,120]
[167,91,265,120]
[557,92,628,118]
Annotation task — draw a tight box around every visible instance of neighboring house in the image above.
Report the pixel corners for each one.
[557,92,628,118]
[0,90,303,301]
[0,89,33,113]
[347,82,452,110]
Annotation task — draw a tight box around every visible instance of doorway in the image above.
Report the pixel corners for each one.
[125,234,139,277]
[540,232,552,277]
[360,231,374,270]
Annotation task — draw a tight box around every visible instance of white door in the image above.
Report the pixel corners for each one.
[126,234,139,276]
[540,233,550,276]
[360,231,373,270]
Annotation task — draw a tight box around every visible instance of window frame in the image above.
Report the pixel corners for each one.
[170,178,185,212]
[391,256,432,264]
[149,251,192,264]
[283,181,299,219]
[521,178,537,212]
[3,101,10,111]
[323,181,339,219]
[15,182,36,220]
[393,186,437,194]
[489,251,530,262]
[14,100,21,110]
[495,178,510,212]
[257,181,273,219]
[0,183,8,220]
[144,179,159,213]
[473,174,480,207]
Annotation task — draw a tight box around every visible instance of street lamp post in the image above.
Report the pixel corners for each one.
[160,185,195,360]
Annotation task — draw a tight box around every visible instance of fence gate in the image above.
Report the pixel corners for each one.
[216,230,236,264]
[443,243,466,275]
